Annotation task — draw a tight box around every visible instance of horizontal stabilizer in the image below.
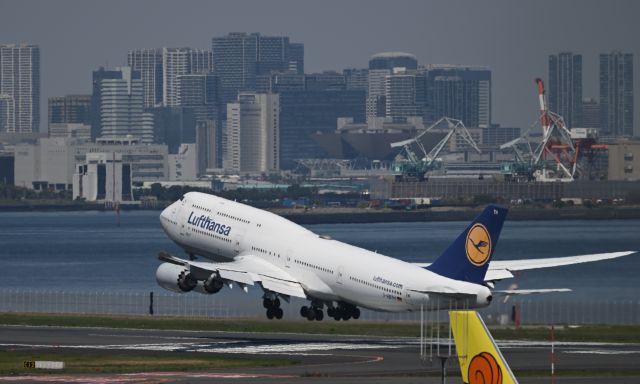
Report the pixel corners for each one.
[493,288,571,296]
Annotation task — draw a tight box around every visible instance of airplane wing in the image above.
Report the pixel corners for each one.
[487,251,635,272]
[414,251,636,283]
[159,252,307,299]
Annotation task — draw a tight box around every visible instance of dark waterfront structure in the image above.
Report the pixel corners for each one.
[599,51,634,137]
[279,89,366,169]
[548,52,583,129]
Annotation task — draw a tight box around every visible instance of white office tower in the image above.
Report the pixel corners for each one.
[73,152,133,203]
[226,93,279,174]
[385,68,418,119]
[127,48,163,108]
[168,143,197,181]
[99,66,153,143]
[0,44,40,133]
[366,69,390,122]
[162,48,213,107]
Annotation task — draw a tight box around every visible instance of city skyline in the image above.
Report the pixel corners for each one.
[1,0,639,134]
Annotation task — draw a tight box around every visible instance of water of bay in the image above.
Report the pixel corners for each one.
[0,210,638,301]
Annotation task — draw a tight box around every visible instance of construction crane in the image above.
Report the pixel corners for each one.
[501,79,584,182]
[390,117,482,179]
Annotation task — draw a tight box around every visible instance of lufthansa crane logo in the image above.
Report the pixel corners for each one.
[466,223,491,266]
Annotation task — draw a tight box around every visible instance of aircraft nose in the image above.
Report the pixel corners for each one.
[160,201,177,230]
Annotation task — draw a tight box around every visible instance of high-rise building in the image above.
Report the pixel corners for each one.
[366,53,418,123]
[369,52,418,71]
[582,97,600,129]
[127,48,163,108]
[287,43,304,74]
[305,72,346,91]
[196,120,218,173]
[279,89,366,169]
[99,66,153,143]
[0,44,40,133]
[385,68,421,120]
[212,33,304,107]
[343,68,368,91]
[599,52,634,137]
[48,95,91,129]
[150,107,197,153]
[0,94,11,133]
[548,52,582,128]
[162,48,213,107]
[91,67,124,141]
[424,65,492,128]
[367,69,390,121]
[225,92,279,173]
[255,72,305,93]
[177,73,220,123]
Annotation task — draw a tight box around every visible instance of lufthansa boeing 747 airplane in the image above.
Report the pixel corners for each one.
[156,192,635,321]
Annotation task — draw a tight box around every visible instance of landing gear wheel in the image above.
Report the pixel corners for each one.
[315,309,324,321]
[300,306,309,318]
[263,299,271,309]
[266,307,275,320]
[306,308,316,321]
[275,308,283,319]
[353,307,361,319]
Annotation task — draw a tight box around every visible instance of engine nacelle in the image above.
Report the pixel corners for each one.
[156,262,197,293]
[202,272,224,294]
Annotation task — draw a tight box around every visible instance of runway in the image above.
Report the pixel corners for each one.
[1,325,639,383]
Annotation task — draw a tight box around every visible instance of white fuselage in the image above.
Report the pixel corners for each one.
[160,192,490,312]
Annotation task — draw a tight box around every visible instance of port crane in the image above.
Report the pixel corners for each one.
[501,79,599,182]
[390,117,481,179]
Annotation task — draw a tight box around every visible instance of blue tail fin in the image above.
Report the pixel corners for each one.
[427,205,508,284]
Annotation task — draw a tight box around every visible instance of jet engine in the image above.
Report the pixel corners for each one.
[193,272,225,294]
[156,262,197,293]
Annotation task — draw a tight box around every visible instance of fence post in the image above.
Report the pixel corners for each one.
[149,292,154,315]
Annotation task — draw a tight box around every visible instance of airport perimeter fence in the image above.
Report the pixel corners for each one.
[1,289,639,325]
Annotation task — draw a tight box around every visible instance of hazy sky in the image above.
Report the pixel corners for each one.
[1,0,639,133]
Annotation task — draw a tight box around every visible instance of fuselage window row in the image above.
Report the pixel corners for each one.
[293,259,333,274]
[349,276,400,296]
[194,228,231,243]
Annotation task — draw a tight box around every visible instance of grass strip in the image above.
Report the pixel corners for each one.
[0,350,294,375]
[1,312,640,343]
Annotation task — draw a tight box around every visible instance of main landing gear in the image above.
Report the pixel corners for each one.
[299,301,361,321]
[263,298,283,320]
[300,301,324,321]
[328,302,360,321]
